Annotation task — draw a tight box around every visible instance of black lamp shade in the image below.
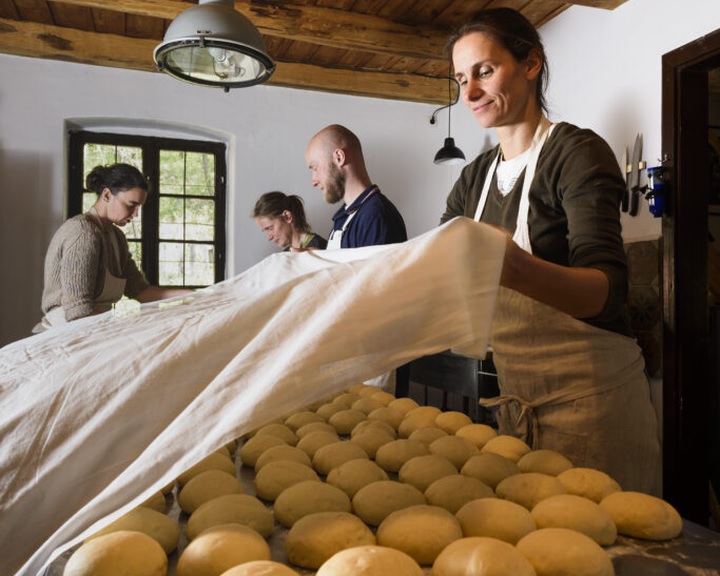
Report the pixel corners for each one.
[434,137,466,165]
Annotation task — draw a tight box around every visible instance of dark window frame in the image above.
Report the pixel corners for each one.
[68,130,227,286]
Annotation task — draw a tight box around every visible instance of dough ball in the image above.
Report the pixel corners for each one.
[461,453,521,490]
[315,402,347,421]
[296,430,342,459]
[177,452,236,487]
[369,390,396,406]
[64,530,167,576]
[352,396,385,415]
[238,435,287,468]
[405,406,442,420]
[517,449,574,476]
[599,491,683,540]
[397,413,437,438]
[432,536,536,576]
[398,454,458,492]
[285,511,376,569]
[556,467,622,503]
[186,494,274,540]
[86,508,179,554]
[178,470,244,514]
[176,524,271,576]
[408,426,448,447]
[376,504,462,565]
[295,421,338,439]
[495,472,567,510]
[456,498,536,544]
[285,410,325,431]
[219,561,300,576]
[139,491,167,513]
[424,474,495,514]
[429,435,480,469]
[455,423,498,450]
[253,460,320,502]
[346,383,370,394]
[368,406,405,430]
[254,422,298,446]
[350,427,395,458]
[351,419,396,439]
[388,397,420,415]
[375,439,429,473]
[312,440,369,475]
[434,411,473,434]
[328,409,367,435]
[352,480,426,526]
[254,444,312,472]
[316,545,424,576]
[531,494,617,546]
[326,458,389,497]
[330,392,361,409]
[274,480,352,528]
[516,527,614,576]
[480,435,532,462]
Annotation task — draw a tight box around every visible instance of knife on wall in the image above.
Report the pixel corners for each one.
[628,134,643,217]
[621,145,629,212]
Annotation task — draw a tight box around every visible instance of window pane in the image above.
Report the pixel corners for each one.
[185,244,214,286]
[159,197,185,240]
[185,198,215,241]
[159,150,186,190]
[159,242,185,286]
[185,152,215,196]
[127,239,142,265]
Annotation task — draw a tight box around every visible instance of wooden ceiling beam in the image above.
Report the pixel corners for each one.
[49,0,452,60]
[0,17,449,104]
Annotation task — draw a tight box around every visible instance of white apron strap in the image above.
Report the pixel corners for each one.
[473,117,555,253]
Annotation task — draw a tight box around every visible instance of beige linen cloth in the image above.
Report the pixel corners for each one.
[0,218,506,576]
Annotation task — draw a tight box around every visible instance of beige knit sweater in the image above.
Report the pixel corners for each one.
[40,214,149,321]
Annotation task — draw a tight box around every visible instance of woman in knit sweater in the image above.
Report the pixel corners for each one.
[35,163,190,331]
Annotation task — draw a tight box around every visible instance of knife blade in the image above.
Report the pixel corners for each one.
[629,134,643,216]
[621,145,629,212]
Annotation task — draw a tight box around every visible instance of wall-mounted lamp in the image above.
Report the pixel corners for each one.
[153,0,275,92]
[430,76,466,166]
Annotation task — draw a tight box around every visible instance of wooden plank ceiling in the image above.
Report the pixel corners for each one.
[0,0,628,104]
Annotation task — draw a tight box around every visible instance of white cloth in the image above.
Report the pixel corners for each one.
[0,218,506,576]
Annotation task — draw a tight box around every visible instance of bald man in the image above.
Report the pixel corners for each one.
[305,124,407,249]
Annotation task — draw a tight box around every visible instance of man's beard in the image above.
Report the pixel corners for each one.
[323,164,345,204]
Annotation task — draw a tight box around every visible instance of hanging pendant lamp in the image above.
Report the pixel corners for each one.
[430,75,466,166]
[153,0,275,92]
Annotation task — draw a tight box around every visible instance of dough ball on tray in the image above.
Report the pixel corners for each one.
[177,451,236,487]
[350,427,395,459]
[253,460,320,502]
[64,530,167,576]
[432,536,536,576]
[599,491,683,540]
[556,467,622,503]
[495,472,567,510]
[178,470,244,514]
[295,421,338,439]
[460,452,521,490]
[315,402,347,421]
[398,454,458,492]
[186,494,274,540]
[516,527,614,576]
[284,410,325,431]
[455,498,536,544]
[253,422,298,446]
[351,418,396,439]
[375,439,429,473]
[328,408,367,435]
[434,410,473,434]
[254,444,311,472]
[316,545,424,576]
[424,474,495,514]
[351,396,385,415]
[531,494,617,546]
[367,406,405,430]
[352,480,426,526]
[454,423,498,450]
[238,435,287,468]
[326,458,389,497]
[312,440,369,475]
[388,397,420,415]
[219,561,300,576]
[429,435,480,469]
[517,449,574,476]
[408,426,448,447]
[176,524,271,576]
[86,507,179,554]
[376,504,462,565]
[480,434,531,462]
[296,430,342,459]
[274,480,352,528]
[285,511,376,569]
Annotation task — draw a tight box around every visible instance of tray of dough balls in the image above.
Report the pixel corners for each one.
[51,382,720,576]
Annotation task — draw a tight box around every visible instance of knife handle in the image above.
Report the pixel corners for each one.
[621,189,629,212]
[629,189,639,216]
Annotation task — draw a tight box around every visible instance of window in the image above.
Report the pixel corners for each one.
[68,131,227,288]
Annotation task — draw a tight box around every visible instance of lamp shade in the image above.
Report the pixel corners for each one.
[434,137,466,165]
[153,0,275,91]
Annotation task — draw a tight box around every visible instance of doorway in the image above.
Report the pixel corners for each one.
[661,28,720,525]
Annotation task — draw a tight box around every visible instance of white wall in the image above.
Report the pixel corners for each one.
[1,0,718,347]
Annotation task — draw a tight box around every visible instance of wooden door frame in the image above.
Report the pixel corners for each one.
[662,27,720,524]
